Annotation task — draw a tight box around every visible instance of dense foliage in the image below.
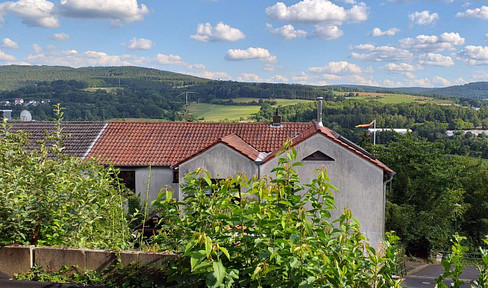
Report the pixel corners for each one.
[149,142,403,287]
[0,106,131,249]
[373,134,488,255]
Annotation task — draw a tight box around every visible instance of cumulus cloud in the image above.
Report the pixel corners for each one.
[351,44,413,62]
[269,74,289,83]
[0,50,16,61]
[25,46,149,67]
[58,0,148,25]
[266,23,307,40]
[155,53,185,65]
[238,73,263,82]
[456,6,488,20]
[409,10,439,26]
[457,45,488,65]
[310,24,343,40]
[190,70,231,80]
[225,47,277,63]
[418,53,454,66]
[0,0,59,28]
[369,27,400,37]
[127,37,153,50]
[51,33,69,40]
[309,61,363,74]
[2,38,19,49]
[191,22,245,42]
[399,32,465,52]
[266,0,368,24]
[384,62,417,72]
[432,76,451,86]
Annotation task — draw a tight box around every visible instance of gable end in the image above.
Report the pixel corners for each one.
[302,150,334,162]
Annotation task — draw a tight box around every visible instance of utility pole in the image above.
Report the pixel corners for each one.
[177,91,195,121]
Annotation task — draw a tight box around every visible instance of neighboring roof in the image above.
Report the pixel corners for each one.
[7,121,107,158]
[87,121,313,166]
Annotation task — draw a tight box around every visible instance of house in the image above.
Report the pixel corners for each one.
[8,117,393,246]
[14,98,24,105]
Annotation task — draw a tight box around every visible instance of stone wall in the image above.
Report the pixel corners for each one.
[0,246,176,277]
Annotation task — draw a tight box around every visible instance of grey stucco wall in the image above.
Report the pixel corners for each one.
[119,167,177,203]
[178,143,258,201]
[260,134,386,247]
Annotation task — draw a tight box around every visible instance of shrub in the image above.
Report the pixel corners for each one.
[0,105,130,249]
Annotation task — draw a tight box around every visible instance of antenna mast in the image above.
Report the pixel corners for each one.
[177,91,195,121]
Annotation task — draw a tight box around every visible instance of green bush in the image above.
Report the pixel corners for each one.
[151,141,403,287]
[0,106,130,250]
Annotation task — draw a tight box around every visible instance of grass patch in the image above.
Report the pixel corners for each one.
[83,87,120,93]
[189,98,312,122]
[345,92,454,105]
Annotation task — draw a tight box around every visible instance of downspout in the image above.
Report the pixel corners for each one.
[382,172,395,238]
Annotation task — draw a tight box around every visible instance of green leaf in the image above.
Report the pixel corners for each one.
[219,246,231,260]
[205,236,212,257]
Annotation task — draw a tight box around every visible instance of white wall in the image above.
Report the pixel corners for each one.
[260,134,386,247]
[178,143,258,201]
[119,167,177,203]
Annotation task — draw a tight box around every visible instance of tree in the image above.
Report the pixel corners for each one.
[0,106,130,249]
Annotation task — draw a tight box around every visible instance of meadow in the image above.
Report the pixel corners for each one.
[344,92,454,105]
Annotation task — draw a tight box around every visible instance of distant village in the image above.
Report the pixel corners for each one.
[0,98,51,107]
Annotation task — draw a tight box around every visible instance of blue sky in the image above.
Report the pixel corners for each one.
[0,0,487,87]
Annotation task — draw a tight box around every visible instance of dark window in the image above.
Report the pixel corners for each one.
[303,151,334,162]
[120,171,136,192]
[173,169,179,183]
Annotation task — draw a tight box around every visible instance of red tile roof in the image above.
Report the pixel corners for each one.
[87,121,314,166]
[86,120,393,174]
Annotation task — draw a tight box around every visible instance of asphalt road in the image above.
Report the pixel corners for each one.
[403,262,480,288]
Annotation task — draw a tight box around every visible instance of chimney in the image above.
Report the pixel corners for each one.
[271,108,282,127]
[1,110,12,121]
[317,96,323,126]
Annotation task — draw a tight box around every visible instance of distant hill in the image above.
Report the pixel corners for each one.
[340,82,488,99]
[0,65,209,91]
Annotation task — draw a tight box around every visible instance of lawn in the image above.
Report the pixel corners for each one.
[345,92,454,105]
[189,98,312,122]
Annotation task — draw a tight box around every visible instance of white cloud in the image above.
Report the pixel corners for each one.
[51,33,69,40]
[399,32,465,52]
[457,45,488,65]
[195,70,231,80]
[0,0,59,28]
[369,27,400,37]
[309,61,362,74]
[269,74,289,83]
[238,73,263,82]
[225,47,277,63]
[266,23,307,40]
[33,44,42,53]
[265,0,368,24]
[187,64,206,70]
[432,76,450,86]
[155,53,185,65]
[456,6,488,20]
[2,38,19,49]
[0,50,16,61]
[351,45,413,62]
[190,22,245,42]
[418,53,454,66]
[58,0,148,25]
[471,70,488,82]
[127,37,153,50]
[409,10,439,26]
[26,47,150,67]
[310,24,343,40]
[384,62,416,72]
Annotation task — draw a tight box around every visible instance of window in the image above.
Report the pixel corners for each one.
[173,169,179,183]
[120,170,136,192]
[303,151,334,162]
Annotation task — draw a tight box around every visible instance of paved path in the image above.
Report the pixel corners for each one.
[402,262,479,288]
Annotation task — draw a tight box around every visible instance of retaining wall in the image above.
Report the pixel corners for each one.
[0,245,176,277]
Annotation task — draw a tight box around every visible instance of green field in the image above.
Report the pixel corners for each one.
[189,98,312,121]
[344,92,454,105]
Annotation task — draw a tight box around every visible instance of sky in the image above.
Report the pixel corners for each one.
[0,0,488,88]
